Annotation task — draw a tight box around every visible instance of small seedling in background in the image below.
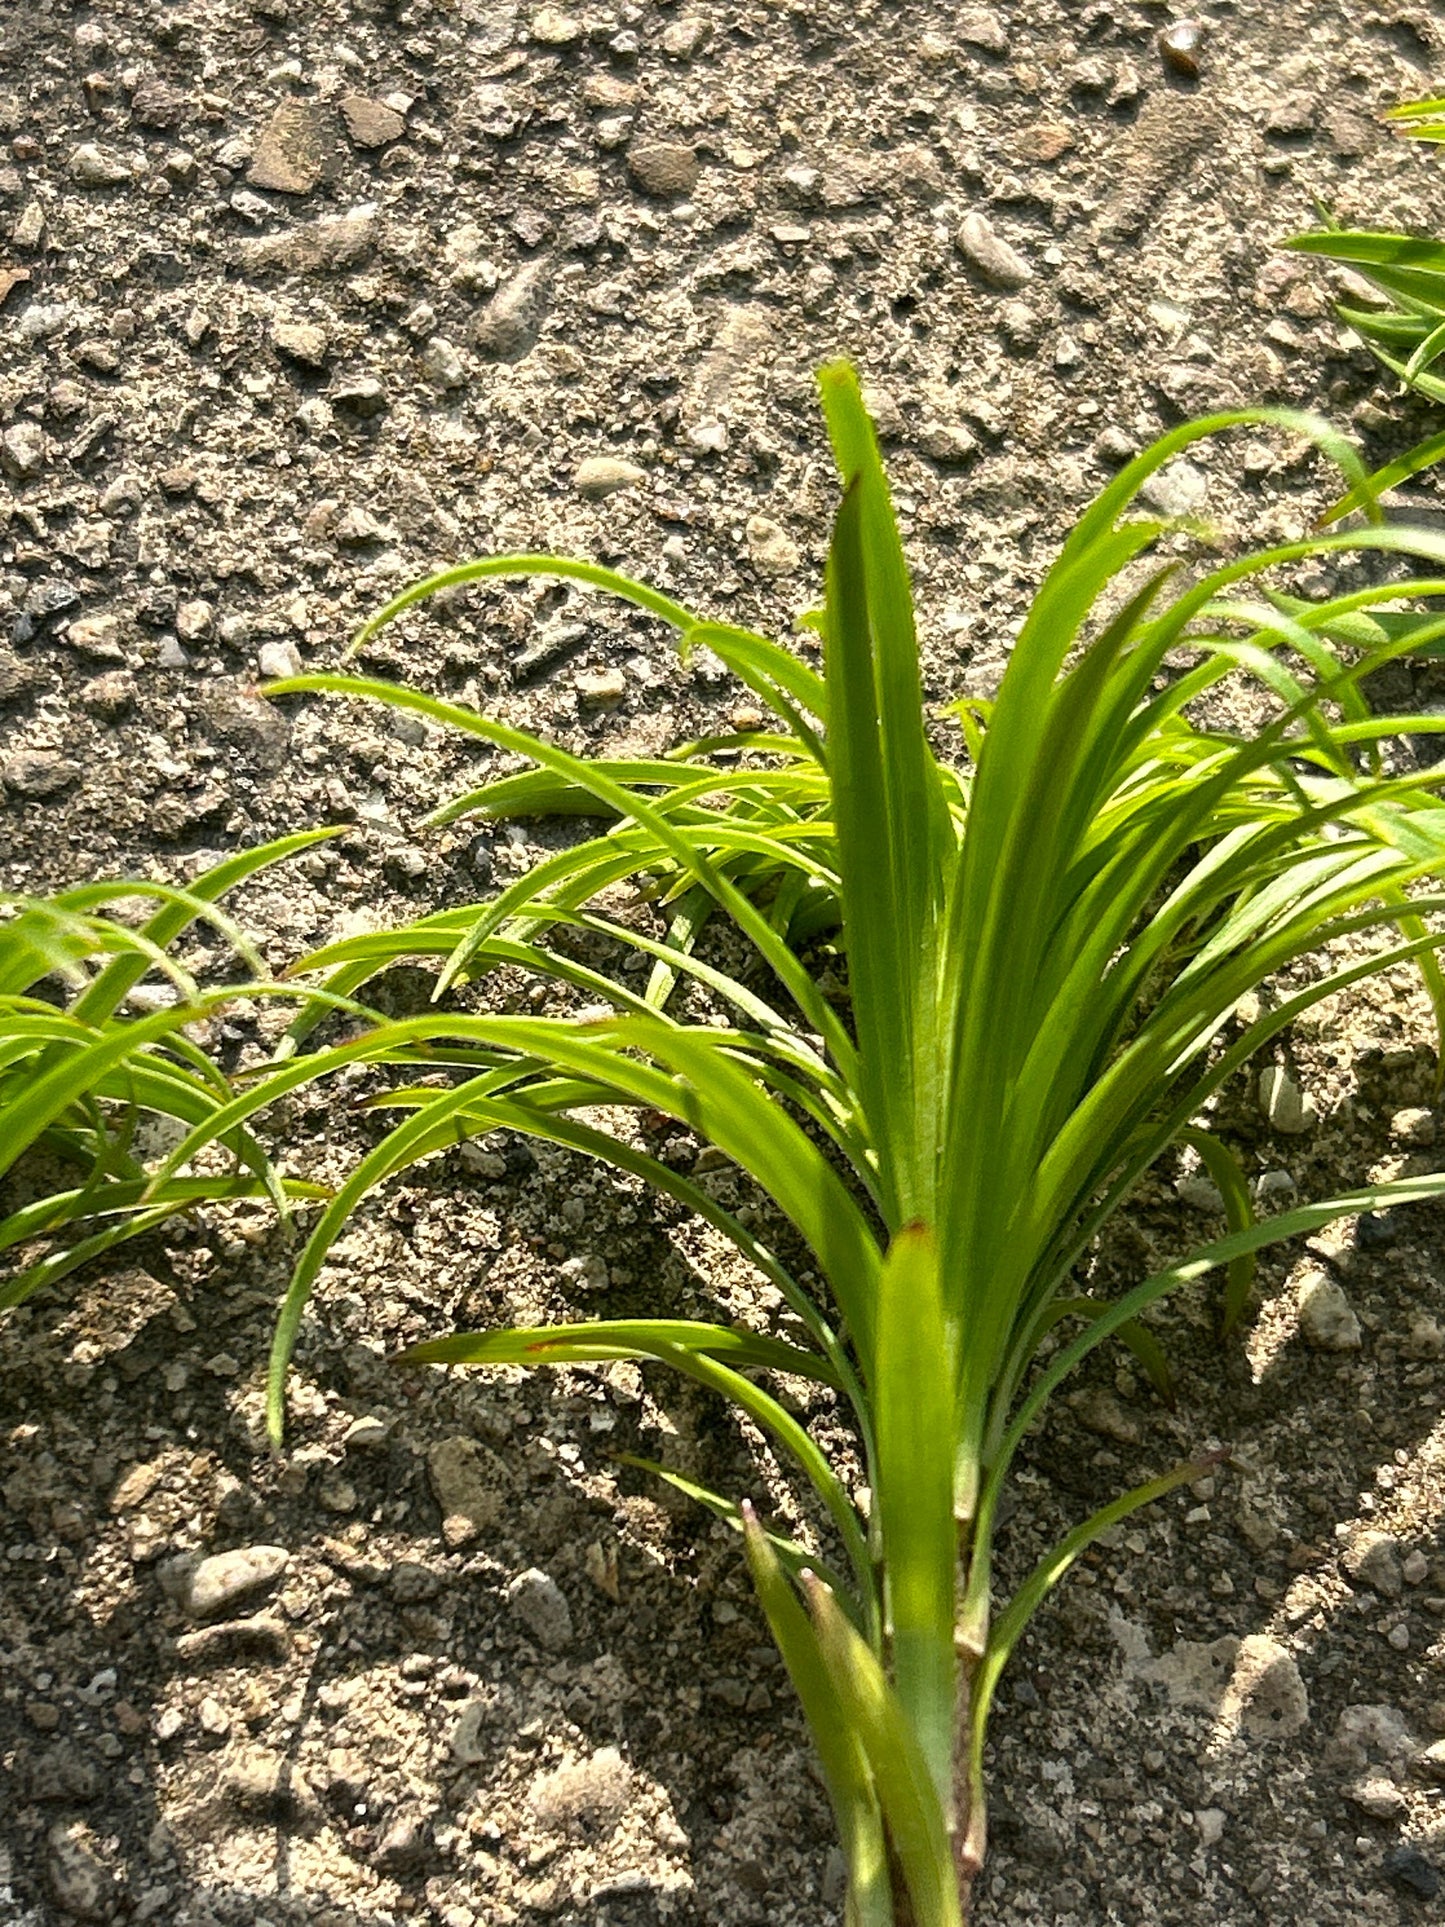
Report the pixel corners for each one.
[0,835,337,1313]
[1286,98,1445,497]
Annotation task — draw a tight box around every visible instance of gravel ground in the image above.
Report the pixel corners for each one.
[3,0,1445,1923]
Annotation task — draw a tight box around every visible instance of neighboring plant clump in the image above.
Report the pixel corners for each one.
[1287,97,1445,491]
[0,835,336,1316]
[69,362,1445,1920]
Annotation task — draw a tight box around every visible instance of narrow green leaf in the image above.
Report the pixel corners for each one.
[803,1573,963,1927]
[742,1508,893,1927]
[872,1225,956,1808]
[402,1317,841,1386]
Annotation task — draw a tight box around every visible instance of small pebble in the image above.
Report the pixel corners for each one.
[1297,1271,1361,1352]
[1345,1531,1404,1600]
[1,420,47,479]
[745,514,801,577]
[508,1568,574,1651]
[575,667,627,706]
[1195,1807,1226,1847]
[258,640,302,680]
[1346,1775,1407,1822]
[272,320,330,369]
[957,7,1010,56]
[1355,1209,1398,1251]
[420,335,467,389]
[530,7,584,45]
[1254,1169,1297,1206]
[955,210,1032,289]
[1258,1064,1316,1134]
[331,376,387,417]
[1388,1106,1435,1148]
[79,671,134,722]
[182,1544,290,1620]
[1158,19,1204,77]
[340,94,405,149]
[69,143,132,186]
[573,456,645,499]
[626,140,700,199]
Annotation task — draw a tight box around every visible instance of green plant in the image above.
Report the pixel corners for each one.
[0,835,337,1313]
[1287,99,1445,408]
[154,365,1445,1921]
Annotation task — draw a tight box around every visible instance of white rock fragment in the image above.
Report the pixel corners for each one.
[955,209,1032,288]
[573,455,645,499]
[419,335,468,388]
[183,1545,290,1620]
[1389,1105,1436,1148]
[1195,1807,1227,1847]
[257,640,302,680]
[1218,1633,1310,1738]
[1297,1270,1361,1352]
[508,1567,574,1650]
[175,599,213,642]
[1258,1064,1317,1134]
[745,514,801,577]
[69,143,133,186]
[575,666,627,706]
[1343,1530,1404,1600]
[1,421,47,480]
[1345,1774,1407,1822]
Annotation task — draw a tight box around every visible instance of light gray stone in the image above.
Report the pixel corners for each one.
[69,144,132,186]
[1258,1064,1317,1133]
[472,259,551,361]
[1344,1530,1405,1600]
[183,1544,290,1620]
[427,1436,503,1547]
[745,514,801,577]
[1298,1271,1361,1352]
[956,210,1032,288]
[508,1567,574,1650]
[420,335,467,388]
[573,455,645,499]
[1141,458,1210,518]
